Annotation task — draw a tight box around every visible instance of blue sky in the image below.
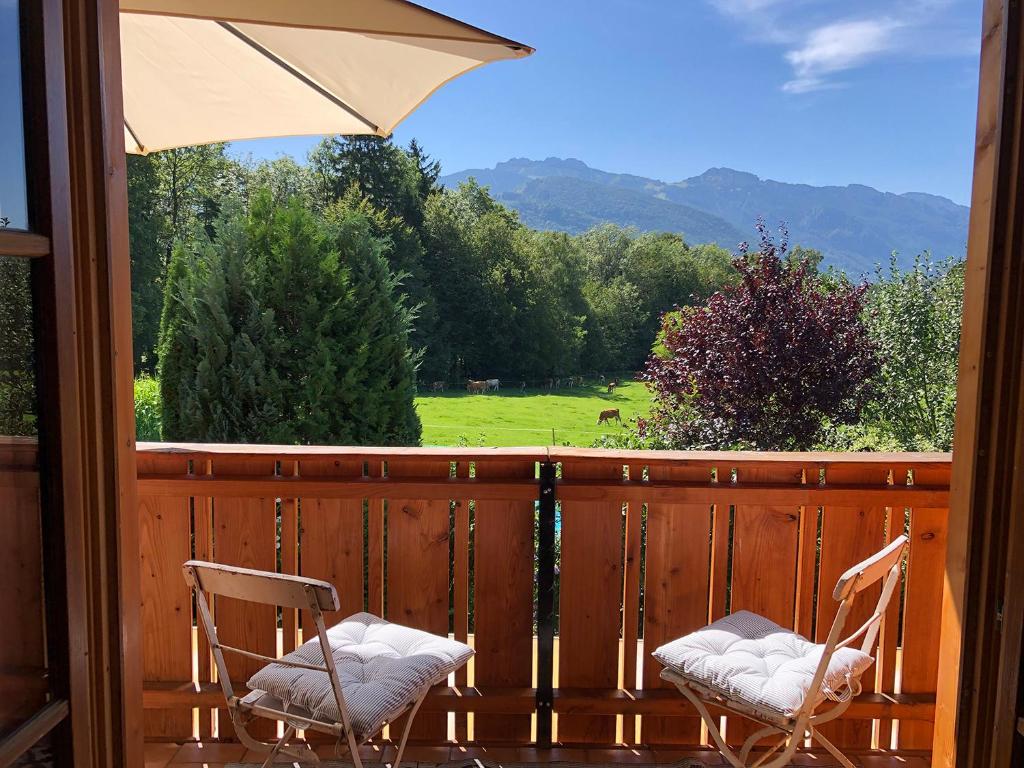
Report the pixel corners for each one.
[234,0,983,205]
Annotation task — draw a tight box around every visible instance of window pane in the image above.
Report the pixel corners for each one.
[0,257,35,436]
[0,0,28,232]
[0,256,46,739]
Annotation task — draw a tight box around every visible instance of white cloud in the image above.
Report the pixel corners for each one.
[706,0,979,94]
[784,18,902,88]
[781,76,844,94]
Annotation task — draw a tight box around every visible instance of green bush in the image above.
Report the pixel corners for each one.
[134,375,162,441]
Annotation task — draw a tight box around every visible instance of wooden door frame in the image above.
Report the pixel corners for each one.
[934,0,1024,765]
[46,0,1024,764]
[31,0,143,764]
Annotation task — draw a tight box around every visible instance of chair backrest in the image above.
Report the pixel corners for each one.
[182,560,354,733]
[794,535,909,721]
[183,560,339,611]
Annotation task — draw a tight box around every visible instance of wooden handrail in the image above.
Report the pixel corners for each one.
[137,441,952,467]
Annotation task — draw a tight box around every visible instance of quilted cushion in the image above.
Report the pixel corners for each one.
[246,612,472,738]
[652,610,873,717]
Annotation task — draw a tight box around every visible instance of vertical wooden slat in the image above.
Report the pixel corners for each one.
[814,464,890,749]
[557,459,624,744]
[193,459,214,741]
[875,477,904,749]
[295,456,365,745]
[280,460,299,657]
[620,463,643,746]
[137,453,193,739]
[724,463,803,745]
[641,462,714,746]
[367,459,384,617]
[472,460,536,743]
[298,457,366,629]
[386,459,452,742]
[211,456,277,741]
[899,465,950,749]
[452,462,470,743]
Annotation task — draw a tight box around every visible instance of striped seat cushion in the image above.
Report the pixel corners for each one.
[246,612,473,738]
[652,610,873,717]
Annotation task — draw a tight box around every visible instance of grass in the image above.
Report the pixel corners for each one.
[415,380,651,447]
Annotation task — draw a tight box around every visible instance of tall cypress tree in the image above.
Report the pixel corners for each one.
[158,188,421,446]
[328,197,422,445]
[157,205,280,442]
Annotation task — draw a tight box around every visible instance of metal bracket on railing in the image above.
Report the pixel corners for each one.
[536,460,557,747]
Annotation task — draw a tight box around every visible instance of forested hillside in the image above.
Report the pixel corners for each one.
[442,157,970,275]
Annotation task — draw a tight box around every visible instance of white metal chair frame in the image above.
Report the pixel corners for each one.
[183,560,428,768]
[660,535,910,768]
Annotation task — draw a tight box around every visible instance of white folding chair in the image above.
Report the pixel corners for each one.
[184,560,472,768]
[654,535,909,768]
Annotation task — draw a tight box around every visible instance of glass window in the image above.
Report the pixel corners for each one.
[0,256,46,741]
[0,256,36,436]
[0,0,28,232]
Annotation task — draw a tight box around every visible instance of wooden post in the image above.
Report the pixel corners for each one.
[935,0,1024,765]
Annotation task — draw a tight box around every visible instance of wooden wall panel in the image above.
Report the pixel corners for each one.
[385,459,452,742]
[0,440,46,736]
[641,463,714,746]
[557,459,624,744]
[899,465,950,749]
[472,460,536,742]
[814,465,890,749]
[211,457,277,740]
[137,454,192,739]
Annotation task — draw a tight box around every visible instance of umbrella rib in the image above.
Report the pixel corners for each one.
[217,21,381,134]
[124,119,146,154]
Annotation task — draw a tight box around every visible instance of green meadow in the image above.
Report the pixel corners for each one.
[415,380,651,447]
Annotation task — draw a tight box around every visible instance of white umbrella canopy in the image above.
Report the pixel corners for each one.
[119,0,532,154]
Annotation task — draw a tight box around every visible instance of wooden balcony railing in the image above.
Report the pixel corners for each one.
[130,443,950,751]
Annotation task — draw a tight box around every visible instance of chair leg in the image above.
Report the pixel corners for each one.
[230,714,319,766]
[260,725,297,768]
[674,683,802,768]
[390,693,426,768]
[738,726,786,764]
[810,727,858,768]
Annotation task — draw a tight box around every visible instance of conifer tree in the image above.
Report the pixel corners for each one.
[327,198,422,445]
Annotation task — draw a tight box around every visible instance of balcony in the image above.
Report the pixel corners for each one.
[124,443,949,766]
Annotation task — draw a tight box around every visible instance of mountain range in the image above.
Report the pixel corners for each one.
[440,158,969,276]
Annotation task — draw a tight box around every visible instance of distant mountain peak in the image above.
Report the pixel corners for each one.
[440,157,969,275]
[689,167,760,185]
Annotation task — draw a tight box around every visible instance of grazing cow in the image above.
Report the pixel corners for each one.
[467,380,488,394]
[597,408,621,425]
[486,378,500,391]
[574,375,584,388]
[520,381,527,392]
[565,376,575,388]
[554,378,562,389]
[431,380,446,392]
[607,380,618,394]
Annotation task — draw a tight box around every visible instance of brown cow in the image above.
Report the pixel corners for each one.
[597,408,621,425]
[607,380,618,394]
[466,379,488,394]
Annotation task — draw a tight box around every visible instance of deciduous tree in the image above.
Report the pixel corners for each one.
[641,222,878,450]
